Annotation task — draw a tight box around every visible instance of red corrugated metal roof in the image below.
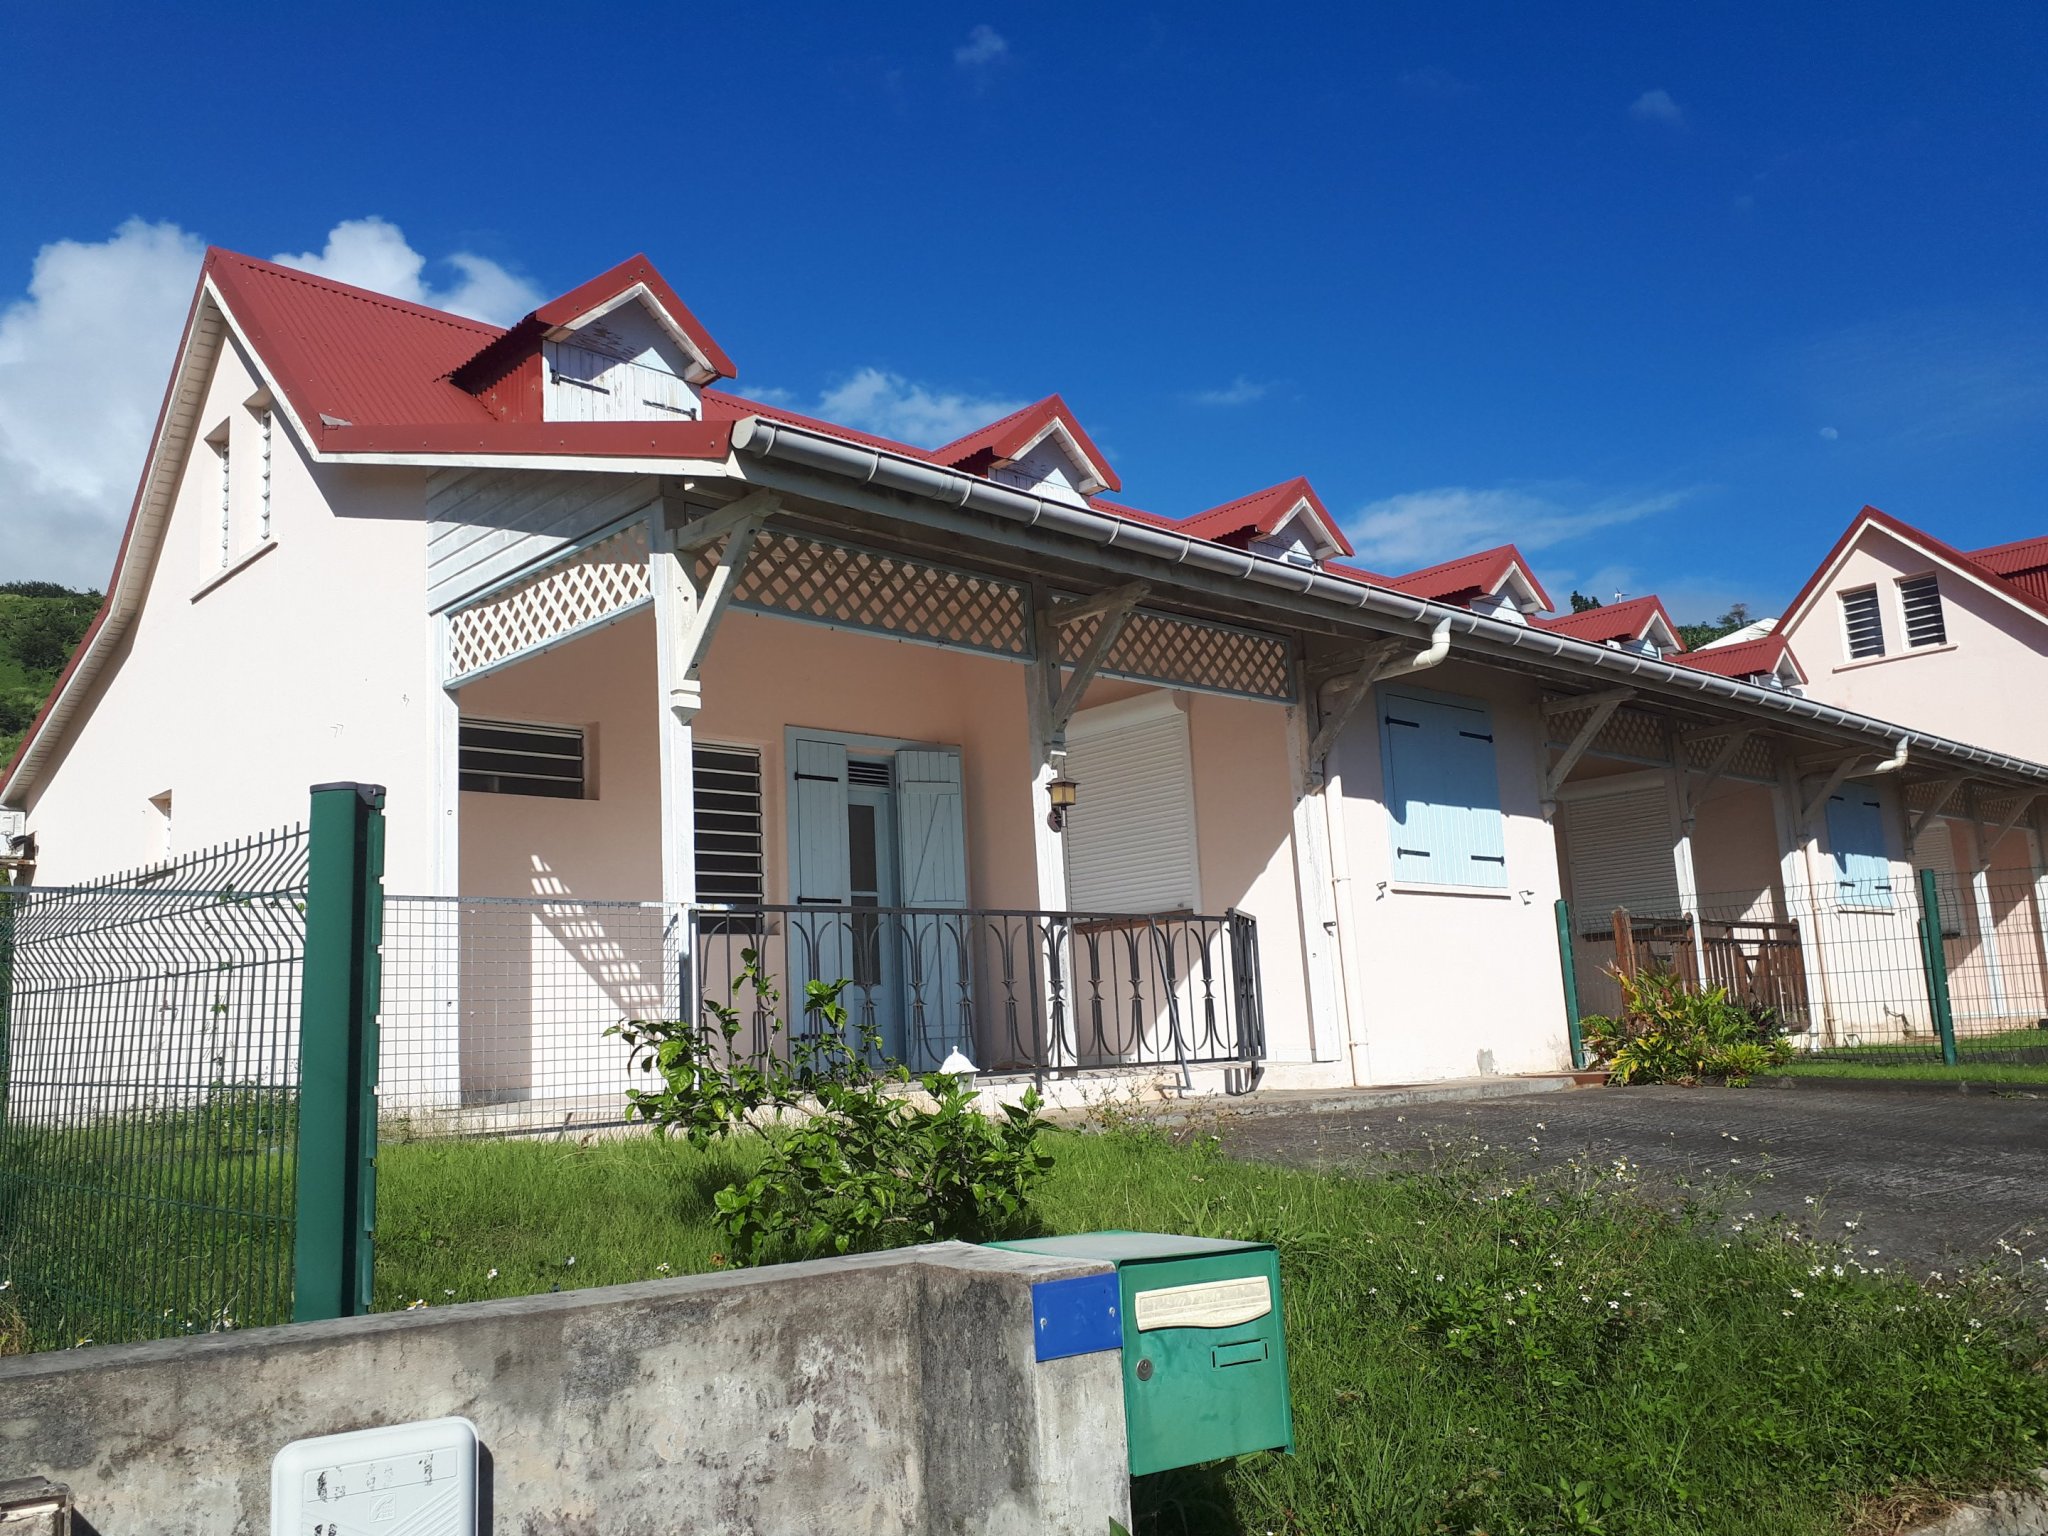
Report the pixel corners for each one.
[932,394,1121,492]
[209,249,502,432]
[1675,631,1801,683]
[1968,533,2048,577]
[1384,544,1554,611]
[1176,477,1354,557]
[1531,594,1680,647]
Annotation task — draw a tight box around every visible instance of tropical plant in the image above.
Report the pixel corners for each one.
[1580,968,1791,1085]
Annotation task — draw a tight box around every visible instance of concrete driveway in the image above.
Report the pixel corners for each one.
[1217,1082,2048,1277]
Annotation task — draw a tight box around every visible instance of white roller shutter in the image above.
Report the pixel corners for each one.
[1914,820,1957,880]
[1562,787,1681,920]
[1063,693,1201,914]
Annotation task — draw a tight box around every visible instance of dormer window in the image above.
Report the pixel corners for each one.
[1470,592,1529,625]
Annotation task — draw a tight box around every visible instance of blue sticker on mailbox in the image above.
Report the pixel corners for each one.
[1031,1272,1123,1361]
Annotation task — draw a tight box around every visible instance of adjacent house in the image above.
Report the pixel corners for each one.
[7,251,2046,1121]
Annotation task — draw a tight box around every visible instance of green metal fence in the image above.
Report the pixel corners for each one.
[0,784,387,1353]
[1559,869,2048,1071]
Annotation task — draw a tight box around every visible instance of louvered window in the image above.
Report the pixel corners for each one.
[693,744,764,905]
[1898,573,1946,648]
[1840,586,1885,659]
[459,718,586,799]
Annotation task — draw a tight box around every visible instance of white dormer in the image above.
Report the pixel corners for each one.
[1470,592,1530,625]
[1250,510,1340,570]
[989,427,1098,506]
[542,296,705,424]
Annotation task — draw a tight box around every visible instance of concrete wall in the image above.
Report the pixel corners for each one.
[1783,523,2048,764]
[1331,660,1571,1083]
[0,1243,1130,1536]
[18,334,440,891]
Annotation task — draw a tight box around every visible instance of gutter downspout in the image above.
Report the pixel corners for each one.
[1317,619,1452,1088]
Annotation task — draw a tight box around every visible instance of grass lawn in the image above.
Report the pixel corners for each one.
[375,1125,2048,1536]
[1767,1059,2048,1086]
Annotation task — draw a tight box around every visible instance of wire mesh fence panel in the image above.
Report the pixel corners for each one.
[1566,871,2048,1067]
[0,825,309,1351]
[376,897,1269,1140]
[378,895,680,1138]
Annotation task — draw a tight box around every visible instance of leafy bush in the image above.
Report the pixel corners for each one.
[1581,969,1791,1084]
[608,953,1053,1265]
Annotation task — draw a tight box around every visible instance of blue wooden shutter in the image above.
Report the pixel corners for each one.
[894,747,970,1069]
[790,737,850,1021]
[1381,693,1508,888]
[1825,789,1894,909]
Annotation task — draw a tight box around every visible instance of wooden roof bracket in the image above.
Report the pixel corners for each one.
[1974,790,2040,872]
[1798,737,1908,828]
[1043,581,1151,750]
[1677,726,1758,832]
[1907,775,1968,850]
[1305,617,1452,778]
[1539,687,1636,817]
[659,488,778,717]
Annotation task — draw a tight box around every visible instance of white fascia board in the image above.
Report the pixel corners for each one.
[1492,561,1547,611]
[319,450,736,476]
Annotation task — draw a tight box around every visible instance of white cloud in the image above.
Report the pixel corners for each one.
[0,217,538,587]
[1188,376,1273,407]
[1630,89,1684,126]
[1344,484,1689,571]
[1819,425,1839,440]
[271,217,540,324]
[814,367,1027,446]
[954,24,1008,67]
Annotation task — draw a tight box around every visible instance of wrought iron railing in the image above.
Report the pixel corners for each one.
[692,904,1266,1086]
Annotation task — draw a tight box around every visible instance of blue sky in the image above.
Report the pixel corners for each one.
[2,3,2044,618]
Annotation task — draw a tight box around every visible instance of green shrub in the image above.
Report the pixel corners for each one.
[1582,969,1791,1085]
[608,954,1053,1265]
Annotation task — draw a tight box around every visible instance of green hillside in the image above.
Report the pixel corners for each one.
[0,583,101,765]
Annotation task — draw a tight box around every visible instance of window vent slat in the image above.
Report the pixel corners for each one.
[694,743,764,906]
[459,718,586,799]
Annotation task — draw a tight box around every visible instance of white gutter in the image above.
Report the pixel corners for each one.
[731,415,2048,787]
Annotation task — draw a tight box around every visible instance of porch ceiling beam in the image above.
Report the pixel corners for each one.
[667,489,781,554]
[1543,685,1637,719]
[1050,580,1151,626]
[1908,775,1968,848]
[1679,719,1752,744]
[1045,585,1149,746]
[1974,791,2040,871]
[1541,690,1633,812]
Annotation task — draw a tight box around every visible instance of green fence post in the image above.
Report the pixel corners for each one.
[294,782,386,1322]
[1917,867,1959,1069]
[1554,898,1586,1070]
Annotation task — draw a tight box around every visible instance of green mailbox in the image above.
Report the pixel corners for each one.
[993,1231,1293,1475]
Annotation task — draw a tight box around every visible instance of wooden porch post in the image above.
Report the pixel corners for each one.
[651,511,700,913]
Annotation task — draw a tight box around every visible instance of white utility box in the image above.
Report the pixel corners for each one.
[270,1417,478,1535]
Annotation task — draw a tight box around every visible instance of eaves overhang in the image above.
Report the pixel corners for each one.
[729,414,2048,790]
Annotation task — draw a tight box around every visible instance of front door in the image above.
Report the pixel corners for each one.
[788,732,969,1071]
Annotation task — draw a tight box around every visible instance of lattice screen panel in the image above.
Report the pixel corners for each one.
[1546,702,1672,765]
[447,521,651,682]
[701,530,1031,658]
[1057,609,1294,701]
[1682,731,1780,783]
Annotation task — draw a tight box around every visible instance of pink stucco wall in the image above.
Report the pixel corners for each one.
[1332,658,1572,1082]
[1784,524,2048,764]
[458,611,1325,1062]
[18,335,440,890]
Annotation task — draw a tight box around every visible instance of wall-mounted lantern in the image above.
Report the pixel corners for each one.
[1046,774,1079,833]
